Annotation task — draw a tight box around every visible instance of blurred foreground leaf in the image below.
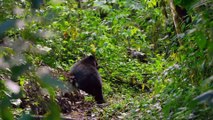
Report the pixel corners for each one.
[11,63,31,81]
[39,74,66,90]
[0,19,16,37]
[194,90,213,106]
[31,0,44,9]
[18,114,34,120]
[45,100,61,120]
[0,96,14,120]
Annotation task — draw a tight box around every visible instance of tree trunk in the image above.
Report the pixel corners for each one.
[169,0,182,45]
[170,0,181,34]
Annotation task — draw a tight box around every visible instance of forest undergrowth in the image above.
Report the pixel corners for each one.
[0,0,212,119]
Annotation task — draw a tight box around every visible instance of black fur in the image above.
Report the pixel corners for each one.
[70,55,105,104]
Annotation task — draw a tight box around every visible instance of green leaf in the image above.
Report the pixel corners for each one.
[196,33,207,49]
[11,63,31,81]
[45,100,60,120]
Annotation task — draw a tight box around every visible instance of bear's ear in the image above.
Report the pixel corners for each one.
[88,55,96,60]
[81,55,97,67]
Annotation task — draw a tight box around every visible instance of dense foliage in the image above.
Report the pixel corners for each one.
[0,0,212,119]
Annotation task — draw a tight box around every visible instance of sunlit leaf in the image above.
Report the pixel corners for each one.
[90,44,96,53]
